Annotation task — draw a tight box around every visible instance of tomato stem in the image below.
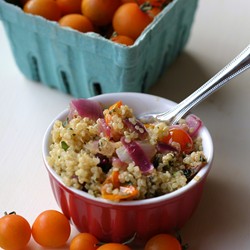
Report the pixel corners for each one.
[140,2,153,12]
[110,31,118,38]
[122,232,137,245]
[96,232,136,246]
[4,211,16,216]
[175,230,189,250]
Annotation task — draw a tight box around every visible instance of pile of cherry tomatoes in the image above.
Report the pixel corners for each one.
[0,210,184,250]
[20,0,172,46]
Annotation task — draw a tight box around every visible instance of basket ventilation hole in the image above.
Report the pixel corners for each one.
[93,82,102,95]
[60,71,71,94]
[141,72,148,92]
[30,56,40,82]
[160,50,169,74]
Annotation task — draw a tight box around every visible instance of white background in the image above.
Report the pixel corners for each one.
[1,0,250,249]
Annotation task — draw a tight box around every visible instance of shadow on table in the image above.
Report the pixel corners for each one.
[181,173,248,250]
[148,51,211,103]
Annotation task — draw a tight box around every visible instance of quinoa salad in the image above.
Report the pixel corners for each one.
[47,99,207,202]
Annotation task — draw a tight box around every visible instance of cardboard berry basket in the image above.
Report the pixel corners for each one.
[0,0,198,98]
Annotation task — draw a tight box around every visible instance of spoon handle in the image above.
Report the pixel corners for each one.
[158,44,250,124]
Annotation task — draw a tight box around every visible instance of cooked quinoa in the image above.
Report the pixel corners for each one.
[48,100,207,201]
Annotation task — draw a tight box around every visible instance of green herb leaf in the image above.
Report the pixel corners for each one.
[62,117,69,128]
[61,141,69,151]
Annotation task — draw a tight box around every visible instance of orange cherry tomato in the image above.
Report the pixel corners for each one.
[121,0,145,4]
[81,0,122,26]
[101,170,139,201]
[23,0,62,21]
[32,210,71,248]
[102,185,139,201]
[70,233,99,250]
[0,212,31,250]
[97,243,132,250]
[113,3,152,40]
[111,35,134,46]
[144,234,182,250]
[121,0,131,2]
[162,127,193,153]
[59,14,95,33]
[56,0,82,15]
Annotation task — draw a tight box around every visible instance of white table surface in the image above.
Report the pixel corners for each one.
[1,0,250,249]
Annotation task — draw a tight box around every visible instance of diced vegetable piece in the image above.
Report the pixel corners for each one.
[161,126,193,153]
[68,99,104,120]
[101,170,138,201]
[96,153,112,173]
[156,141,177,154]
[116,145,133,164]
[61,141,69,151]
[121,137,154,174]
[116,142,156,164]
[101,185,139,202]
[104,100,123,125]
[185,114,203,138]
[111,157,128,169]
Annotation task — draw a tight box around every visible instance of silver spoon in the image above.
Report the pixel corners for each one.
[139,44,250,125]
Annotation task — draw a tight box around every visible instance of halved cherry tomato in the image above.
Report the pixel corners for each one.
[101,170,138,201]
[144,233,182,250]
[161,127,193,153]
[23,0,62,21]
[102,185,139,201]
[32,210,71,248]
[104,170,120,188]
[70,232,99,250]
[0,212,31,250]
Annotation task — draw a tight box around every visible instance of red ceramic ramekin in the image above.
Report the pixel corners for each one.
[42,93,213,247]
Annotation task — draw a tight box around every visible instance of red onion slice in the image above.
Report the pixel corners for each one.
[116,142,156,164]
[116,145,132,164]
[68,99,104,121]
[112,157,128,169]
[137,141,156,160]
[185,114,203,138]
[156,142,178,154]
[121,137,154,174]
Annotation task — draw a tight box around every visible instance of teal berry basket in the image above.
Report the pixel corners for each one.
[0,0,198,98]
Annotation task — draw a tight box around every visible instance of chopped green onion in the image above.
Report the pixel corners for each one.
[61,141,69,151]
